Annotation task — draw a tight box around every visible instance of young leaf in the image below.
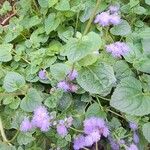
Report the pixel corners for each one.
[142,122,150,142]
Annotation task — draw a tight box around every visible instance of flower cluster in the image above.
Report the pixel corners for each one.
[127,143,138,150]
[106,42,129,58]
[94,5,121,27]
[38,69,47,80]
[20,106,52,132]
[57,69,78,92]
[56,116,73,137]
[73,117,109,150]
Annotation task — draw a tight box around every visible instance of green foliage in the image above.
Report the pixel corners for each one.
[0,0,150,149]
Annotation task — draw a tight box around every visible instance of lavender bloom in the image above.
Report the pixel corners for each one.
[129,122,138,131]
[133,132,139,144]
[69,83,78,92]
[109,14,121,25]
[108,137,120,150]
[73,135,86,150]
[38,70,47,80]
[106,42,129,58]
[31,106,51,132]
[67,69,78,81]
[56,124,68,137]
[109,5,120,14]
[83,117,109,137]
[20,117,32,132]
[127,144,138,150]
[94,12,110,26]
[57,80,70,91]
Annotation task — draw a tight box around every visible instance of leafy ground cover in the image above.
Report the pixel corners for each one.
[0,0,150,150]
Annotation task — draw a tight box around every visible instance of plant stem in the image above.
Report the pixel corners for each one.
[69,127,84,133]
[83,0,101,35]
[97,95,110,101]
[107,108,125,119]
[0,92,25,97]
[0,117,11,145]
[83,147,90,150]
[96,142,98,150]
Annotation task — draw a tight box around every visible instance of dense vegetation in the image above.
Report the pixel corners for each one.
[0,0,150,150]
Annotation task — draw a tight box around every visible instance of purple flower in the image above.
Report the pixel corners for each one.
[127,144,138,150]
[20,117,32,132]
[133,132,139,144]
[94,12,110,26]
[129,122,138,131]
[108,137,120,150]
[109,14,121,25]
[109,5,120,14]
[67,69,78,81]
[31,106,51,132]
[83,117,109,137]
[57,80,70,91]
[106,42,129,58]
[56,124,68,137]
[38,70,47,80]
[73,135,86,150]
[69,83,78,92]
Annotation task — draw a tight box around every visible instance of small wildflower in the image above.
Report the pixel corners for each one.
[56,124,68,137]
[83,117,109,137]
[20,117,32,132]
[38,69,47,80]
[57,80,70,91]
[94,12,110,26]
[73,135,85,150]
[129,122,138,131]
[109,14,121,25]
[108,137,120,150]
[31,106,51,132]
[67,69,78,81]
[106,42,129,58]
[66,116,73,128]
[109,5,120,14]
[69,83,78,92]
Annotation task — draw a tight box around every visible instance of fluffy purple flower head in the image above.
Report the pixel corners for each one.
[109,14,121,25]
[127,144,138,150]
[57,80,70,91]
[109,5,120,14]
[83,117,109,137]
[94,12,110,26]
[106,42,129,58]
[133,132,139,144]
[56,124,68,137]
[38,70,47,80]
[20,117,32,132]
[129,122,138,131]
[73,135,86,150]
[31,106,51,132]
[67,69,78,81]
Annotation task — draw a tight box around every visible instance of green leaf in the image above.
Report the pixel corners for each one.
[49,0,58,8]
[133,55,150,73]
[50,63,70,81]
[141,38,150,54]
[85,103,106,118]
[0,44,13,62]
[20,88,43,112]
[45,13,60,34]
[110,20,131,36]
[142,122,150,142]
[77,61,116,95]
[145,0,150,5]
[17,133,35,145]
[55,0,70,11]
[110,77,150,116]
[58,93,72,111]
[62,32,102,63]
[38,0,48,8]
[3,72,25,92]
[133,5,146,15]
